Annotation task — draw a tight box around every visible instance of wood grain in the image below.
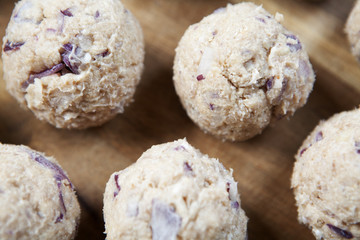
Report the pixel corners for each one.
[0,0,359,239]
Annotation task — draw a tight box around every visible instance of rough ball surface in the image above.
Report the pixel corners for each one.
[2,0,144,129]
[0,144,80,240]
[292,108,360,240]
[173,2,315,141]
[103,139,248,240]
[346,0,360,62]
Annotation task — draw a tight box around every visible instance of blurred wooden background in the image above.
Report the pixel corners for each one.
[0,0,359,239]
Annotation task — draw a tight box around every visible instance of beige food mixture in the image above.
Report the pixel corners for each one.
[173,2,315,141]
[0,144,80,240]
[103,139,248,240]
[346,0,360,62]
[292,108,360,240]
[2,0,144,129]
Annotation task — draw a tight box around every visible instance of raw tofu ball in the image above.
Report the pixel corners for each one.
[2,0,144,129]
[291,108,360,240]
[0,144,80,240]
[346,0,360,62]
[103,139,248,240]
[173,2,315,141]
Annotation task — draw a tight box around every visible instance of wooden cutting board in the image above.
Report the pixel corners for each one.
[0,0,359,239]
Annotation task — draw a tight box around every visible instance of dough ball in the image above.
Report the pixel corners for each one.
[2,0,144,129]
[346,0,360,62]
[103,139,248,240]
[291,108,360,240]
[0,144,80,239]
[173,2,315,141]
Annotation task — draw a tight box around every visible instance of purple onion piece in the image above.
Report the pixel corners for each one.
[113,174,121,197]
[315,131,323,142]
[61,55,75,72]
[355,141,360,154]
[61,8,73,17]
[61,43,80,74]
[62,43,73,52]
[174,146,185,151]
[183,162,193,176]
[231,201,239,210]
[327,224,353,239]
[55,213,64,223]
[95,10,100,19]
[31,152,73,189]
[285,34,302,52]
[3,40,25,52]
[58,191,66,214]
[23,63,64,88]
[197,74,205,81]
[285,34,297,41]
[255,17,265,23]
[226,182,230,195]
[150,199,182,240]
[212,30,218,36]
[96,50,110,58]
[75,46,82,55]
[55,182,67,223]
[265,76,274,91]
[23,149,73,223]
[46,28,57,33]
[289,44,302,52]
[299,147,308,156]
[209,104,215,111]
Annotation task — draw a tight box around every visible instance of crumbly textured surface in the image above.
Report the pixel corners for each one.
[291,108,360,240]
[2,0,144,129]
[103,139,248,240]
[346,0,360,62]
[173,2,315,141]
[0,144,80,240]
